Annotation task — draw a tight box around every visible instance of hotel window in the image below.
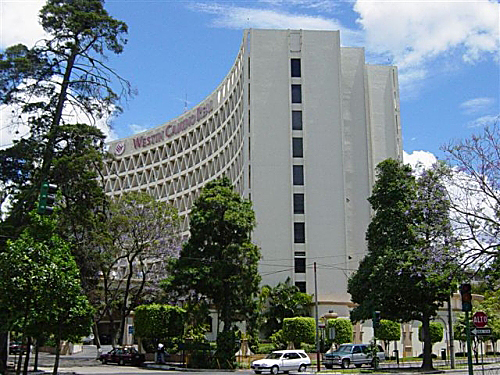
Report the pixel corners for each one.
[292,137,303,158]
[293,165,304,185]
[292,110,302,130]
[291,58,301,77]
[291,84,302,103]
[294,257,306,273]
[294,222,305,243]
[295,281,306,293]
[293,193,304,214]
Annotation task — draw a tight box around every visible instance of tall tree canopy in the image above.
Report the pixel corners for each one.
[0,0,130,240]
[442,123,500,272]
[93,192,181,346]
[0,212,92,375]
[260,278,312,338]
[348,159,460,371]
[167,177,261,368]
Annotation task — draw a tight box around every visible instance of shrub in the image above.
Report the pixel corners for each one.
[135,304,186,351]
[301,343,316,353]
[256,343,275,354]
[215,329,239,369]
[270,330,287,350]
[418,322,444,346]
[326,318,353,348]
[282,317,315,349]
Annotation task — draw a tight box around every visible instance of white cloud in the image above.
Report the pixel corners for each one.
[189,2,364,46]
[1,0,47,48]
[403,150,438,175]
[190,1,498,99]
[0,79,117,149]
[129,124,149,135]
[258,0,339,13]
[193,3,341,30]
[460,97,495,115]
[353,0,499,95]
[354,0,499,68]
[0,103,117,149]
[403,148,498,263]
[466,114,500,128]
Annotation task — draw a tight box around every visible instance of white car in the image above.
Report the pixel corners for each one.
[251,349,310,374]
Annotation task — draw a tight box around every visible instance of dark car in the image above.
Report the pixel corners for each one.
[9,342,27,355]
[323,344,385,369]
[99,347,145,366]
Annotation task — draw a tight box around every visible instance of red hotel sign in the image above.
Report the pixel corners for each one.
[130,100,214,151]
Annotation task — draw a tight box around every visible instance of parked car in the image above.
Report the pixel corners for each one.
[251,349,310,374]
[9,342,27,355]
[82,335,94,344]
[99,346,145,366]
[323,343,385,369]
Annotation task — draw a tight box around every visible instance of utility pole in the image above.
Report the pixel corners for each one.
[447,294,455,369]
[314,262,320,372]
[460,284,473,375]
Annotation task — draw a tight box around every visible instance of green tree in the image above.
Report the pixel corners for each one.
[282,317,316,349]
[260,277,312,338]
[0,212,92,375]
[94,192,181,346]
[134,304,185,352]
[375,319,401,353]
[326,318,353,348]
[0,0,130,234]
[419,322,444,349]
[168,177,261,368]
[476,290,500,353]
[348,159,460,371]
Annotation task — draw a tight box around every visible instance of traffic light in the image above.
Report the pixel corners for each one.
[372,310,381,329]
[460,283,472,312]
[38,181,57,215]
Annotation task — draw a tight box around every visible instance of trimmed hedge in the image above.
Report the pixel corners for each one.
[134,304,186,351]
[282,317,315,349]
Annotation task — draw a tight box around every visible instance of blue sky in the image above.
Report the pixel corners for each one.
[1,0,499,161]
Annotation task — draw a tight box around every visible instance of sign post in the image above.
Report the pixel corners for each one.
[472,312,489,375]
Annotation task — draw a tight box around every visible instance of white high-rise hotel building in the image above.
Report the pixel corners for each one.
[104,29,402,320]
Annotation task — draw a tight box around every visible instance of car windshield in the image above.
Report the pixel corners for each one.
[266,352,283,359]
[336,345,353,353]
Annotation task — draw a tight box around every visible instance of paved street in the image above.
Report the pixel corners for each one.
[7,345,500,375]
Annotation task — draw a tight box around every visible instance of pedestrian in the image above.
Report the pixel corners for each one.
[157,343,165,364]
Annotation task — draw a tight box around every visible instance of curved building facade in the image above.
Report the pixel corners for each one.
[104,29,402,325]
[104,40,247,231]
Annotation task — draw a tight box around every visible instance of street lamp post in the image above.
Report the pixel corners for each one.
[314,262,320,372]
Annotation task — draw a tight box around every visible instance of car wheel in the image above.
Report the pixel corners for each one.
[101,359,107,365]
[355,364,362,368]
[298,364,307,372]
[271,365,279,374]
[254,371,262,374]
[119,359,124,366]
[324,364,332,369]
[341,358,350,369]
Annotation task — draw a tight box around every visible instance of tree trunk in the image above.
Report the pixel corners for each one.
[421,315,434,371]
[52,334,61,375]
[0,332,7,375]
[22,336,32,375]
[92,322,102,359]
[41,49,78,178]
[33,339,39,371]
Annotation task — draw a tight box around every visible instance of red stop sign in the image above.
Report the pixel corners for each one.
[473,311,488,328]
